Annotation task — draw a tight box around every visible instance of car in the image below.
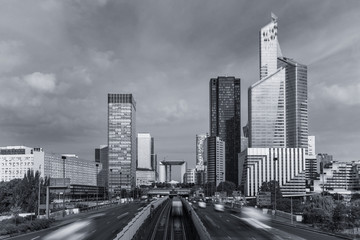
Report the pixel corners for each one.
[198,201,206,208]
[214,203,224,212]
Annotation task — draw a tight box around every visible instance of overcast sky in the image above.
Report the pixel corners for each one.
[1,0,359,179]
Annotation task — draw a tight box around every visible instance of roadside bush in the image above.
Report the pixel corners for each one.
[0,218,54,235]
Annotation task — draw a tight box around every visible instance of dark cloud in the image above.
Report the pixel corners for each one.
[0,0,359,179]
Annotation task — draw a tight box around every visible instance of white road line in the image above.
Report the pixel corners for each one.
[31,237,40,240]
[117,212,129,219]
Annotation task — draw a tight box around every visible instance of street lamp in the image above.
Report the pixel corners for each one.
[273,157,278,215]
[61,156,66,217]
[38,165,41,217]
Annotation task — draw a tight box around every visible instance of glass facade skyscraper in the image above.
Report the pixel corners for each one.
[209,76,241,185]
[278,57,308,149]
[249,13,308,149]
[108,94,136,193]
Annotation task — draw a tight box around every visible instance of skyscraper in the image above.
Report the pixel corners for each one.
[278,57,308,149]
[249,13,308,149]
[137,133,153,170]
[206,136,225,187]
[136,133,156,186]
[196,134,207,171]
[108,94,136,193]
[242,13,308,196]
[209,76,241,185]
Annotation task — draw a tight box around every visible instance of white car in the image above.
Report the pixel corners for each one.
[198,201,206,209]
[214,203,224,212]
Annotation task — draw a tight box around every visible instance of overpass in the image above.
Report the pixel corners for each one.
[147,188,191,197]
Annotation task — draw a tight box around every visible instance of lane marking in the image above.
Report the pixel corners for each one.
[117,212,129,219]
[31,237,40,240]
[204,215,220,229]
[231,214,271,229]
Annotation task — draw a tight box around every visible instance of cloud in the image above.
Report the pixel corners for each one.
[0,40,26,73]
[23,72,56,93]
[320,83,360,106]
[89,49,117,69]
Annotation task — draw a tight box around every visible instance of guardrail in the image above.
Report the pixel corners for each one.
[114,197,168,240]
[182,199,211,240]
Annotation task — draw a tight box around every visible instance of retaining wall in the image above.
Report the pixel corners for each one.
[113,197,167,240]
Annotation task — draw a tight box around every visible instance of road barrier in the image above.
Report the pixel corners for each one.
[114,197,167,240]
[182,199,211,240]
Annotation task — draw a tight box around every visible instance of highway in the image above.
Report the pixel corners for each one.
[195,205,343,240]
[8,202,147,240]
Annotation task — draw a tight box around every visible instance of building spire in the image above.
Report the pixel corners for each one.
[271,12,278,22]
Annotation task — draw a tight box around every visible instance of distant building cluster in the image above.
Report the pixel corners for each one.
[1,13,359,201]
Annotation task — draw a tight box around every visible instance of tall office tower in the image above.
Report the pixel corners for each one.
[95,145,108,187]
[108,94,136,193]
[137,133,153,170]
[136,133,156,186]
[307,136,315,157]
[207,136,226,187]
[305,136,317,181]
[278,57,308,149]
[196,134,207,171]
[210,77,241,185]
[249,13,308,149]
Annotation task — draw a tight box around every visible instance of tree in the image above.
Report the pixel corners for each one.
[10,205,22,226]
[216,181,236,196]
[351,193,360,202]
[204,182,216,196]
[259,180,282,209]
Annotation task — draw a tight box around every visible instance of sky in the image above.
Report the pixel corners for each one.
[0,0,360,180]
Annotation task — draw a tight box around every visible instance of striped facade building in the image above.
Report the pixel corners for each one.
[240,148,306,197]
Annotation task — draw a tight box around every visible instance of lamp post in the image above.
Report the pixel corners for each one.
[61,156,66,217]
[273,157,278,215]
[291,196,293,224]
[37,165,41,217]
[96,163,99,209]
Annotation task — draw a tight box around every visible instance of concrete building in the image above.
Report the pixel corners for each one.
[95,145,108,187]
[158,160,187,183]
[240,148,306,197]
[196,134,207,171]
[137,133,154,170]
[108,94,136,193]
[207,136,225,187]
[0,146,97,186]
[185,168,196,184]
[314,161,360,193]
[136,169,155,186]
[209,77,241,185]
[305,136,317,181]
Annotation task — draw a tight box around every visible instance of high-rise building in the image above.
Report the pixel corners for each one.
[305,136,317,181]
[108,94,136,193]
[243,13,308,196]
[196,134,207,171]
[278,57,308,149]
[185,168,197,184]
[207,136,226,187]
[95,145,108,187]
[209,77,241,185]
[249,13,308,149]
[137,133,153,170]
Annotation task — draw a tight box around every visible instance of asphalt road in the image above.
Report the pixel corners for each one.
[8,202,147,240]
[195,205,342,240]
